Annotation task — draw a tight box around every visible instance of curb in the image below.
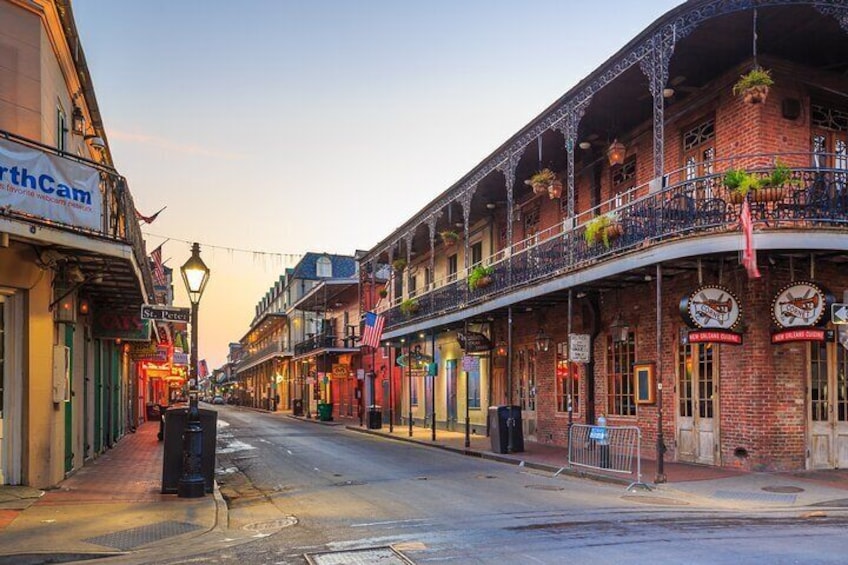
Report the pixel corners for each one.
[344,425,634,488]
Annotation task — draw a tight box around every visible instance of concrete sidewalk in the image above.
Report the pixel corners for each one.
[0,421,225,564]
[333,417,848,511]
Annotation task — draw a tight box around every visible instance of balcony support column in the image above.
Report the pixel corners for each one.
[460,187,475,301]
[639,30,676,185]
[426,213,439,293]
[497,153,519,286]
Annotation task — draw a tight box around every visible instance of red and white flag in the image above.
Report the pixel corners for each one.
[361,311,385,349]
[135,206,166,224]
[739,200,761,279]
[151,245,167,286]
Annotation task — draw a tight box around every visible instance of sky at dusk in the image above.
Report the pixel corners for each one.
[71,0,682,369]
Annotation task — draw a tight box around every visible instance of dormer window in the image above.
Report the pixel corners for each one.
[316,256,332,278]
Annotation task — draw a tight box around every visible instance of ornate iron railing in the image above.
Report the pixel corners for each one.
[384,154,848,330]
[294,332,359,356]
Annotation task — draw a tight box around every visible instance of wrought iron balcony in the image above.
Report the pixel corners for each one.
[383,154,848,330]
[294,332,359,356]
[236,340,291,373]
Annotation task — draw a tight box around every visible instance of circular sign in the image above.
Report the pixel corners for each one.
[681,285,741,330]
[771,281,828,329]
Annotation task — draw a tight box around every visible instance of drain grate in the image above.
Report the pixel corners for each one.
[83,520,202,550]
[621,495,689,506]
[331,480,366,487]
[713,490,797,504]
[243,516,297,533]
[305,546,414,565]
[525,484,564,491]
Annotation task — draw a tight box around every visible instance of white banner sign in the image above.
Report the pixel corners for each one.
[0,138,102,231]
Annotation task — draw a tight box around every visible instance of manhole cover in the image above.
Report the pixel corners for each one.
[621,495,690,506]
[305,546,413,565]
[331,480,366,487]
[243,516,297,533]
[762,485,805,493]
[525,484,564,491]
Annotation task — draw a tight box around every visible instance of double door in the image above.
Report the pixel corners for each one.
[677,342,719,465]
[809,341,848,469]
[517,348,537,442]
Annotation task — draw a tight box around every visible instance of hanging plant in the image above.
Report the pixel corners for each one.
[732,67,773,105]
[378,288,388,298]
[723,168,758,204]
[583,213,622,248]
[524,168,562,198]
[467,264,494,291]
[399,298,420,316]
[440,230,460,246]
[392,258,407,272]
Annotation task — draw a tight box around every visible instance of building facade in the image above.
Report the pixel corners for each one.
[361,0,848,472]
[1,0,153,486]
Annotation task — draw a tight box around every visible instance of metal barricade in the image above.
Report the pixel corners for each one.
[568,424,650,491]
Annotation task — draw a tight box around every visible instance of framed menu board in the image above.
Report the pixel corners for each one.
[634,361,655,405]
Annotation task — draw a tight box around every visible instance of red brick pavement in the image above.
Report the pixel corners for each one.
[37,421,168,506]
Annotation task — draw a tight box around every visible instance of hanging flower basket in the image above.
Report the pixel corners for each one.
[751,185,786,203]
[525,168,561,198]
[468,265,494,291]
[378,288,388,298]
[732,68,774,105]
[584,213,622,249]
[392,258,407,273]
[399,298,420,316]
[440,230,460,247]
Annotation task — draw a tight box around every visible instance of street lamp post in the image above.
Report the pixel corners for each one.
[178,242,210,498]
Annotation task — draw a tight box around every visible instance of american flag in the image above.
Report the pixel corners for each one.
[135,205,166,224]
[151,245,167,286]
[361,311,385,349]
[740,200,761,279]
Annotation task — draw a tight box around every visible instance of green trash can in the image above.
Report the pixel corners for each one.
[317,402,333,422]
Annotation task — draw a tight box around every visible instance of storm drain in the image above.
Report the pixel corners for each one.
[762,485,805,493]
[83,521,202,550]
[525,484,564,491]
[713,490,797,504]
[305,546,414,565]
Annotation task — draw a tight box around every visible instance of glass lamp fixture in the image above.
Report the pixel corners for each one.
[535,329,552,352]
[180,243,210,304]
[607,139,626,166]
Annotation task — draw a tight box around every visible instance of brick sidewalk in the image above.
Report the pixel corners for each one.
[39,422,167,506]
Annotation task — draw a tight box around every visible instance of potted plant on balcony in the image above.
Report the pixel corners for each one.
[467,264,494,291]
[583,212,622,248]
[440,230,460,247]
[724,168,758,204]
[392,258,407,273]
[378,288,388,298]
[399,298,420,316]
[752,160,792,203]
[525,168,563,199]
[732,67,773,105]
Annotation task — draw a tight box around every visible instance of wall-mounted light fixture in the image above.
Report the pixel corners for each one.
[535,328,552,352]
[495,340,508,357]
[71,106,85,136]
[607,139,626,166]
[578,141,592,150]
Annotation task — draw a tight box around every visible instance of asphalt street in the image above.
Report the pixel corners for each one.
[155,406,848,564]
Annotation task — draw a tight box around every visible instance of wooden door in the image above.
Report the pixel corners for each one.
[808,341,848,469]
[517,348,537,441]
[677,342,719,465]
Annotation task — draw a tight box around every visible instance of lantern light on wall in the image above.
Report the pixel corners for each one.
[610,312,630,343]
[607,139,626,166]
[495,340,508,357]
[535,328,552,352]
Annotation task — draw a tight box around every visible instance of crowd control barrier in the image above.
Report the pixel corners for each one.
[567,423,650,491]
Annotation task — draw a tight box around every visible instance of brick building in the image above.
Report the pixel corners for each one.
[359,0,848,472]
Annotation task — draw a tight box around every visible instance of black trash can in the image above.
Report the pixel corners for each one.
[367,406,382,429]
[161,406,217,494]
[292,398,303,416]
[488,405,524,454]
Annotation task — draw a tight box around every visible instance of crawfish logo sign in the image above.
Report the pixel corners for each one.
[680,285,741,330]
[771,281,830,329]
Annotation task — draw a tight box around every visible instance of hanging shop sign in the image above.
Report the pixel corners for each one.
[93,311,151,341]
[0,137,103,231]
[771,328,834,344]
[568,334,591,363]
[332,364,350,379]
[457,331,492,354]
[771,281,831,329]
[462,355,480,372]
[680,285,741,330]
[172,351,189,366]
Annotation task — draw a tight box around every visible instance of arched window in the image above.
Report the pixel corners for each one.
[316,256,332,278]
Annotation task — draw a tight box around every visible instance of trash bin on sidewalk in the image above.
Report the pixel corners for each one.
[293,398,303,416]
[161,406,217,494]
[488,405,524,454]
[317,402,333,422]
[367,405,382,429]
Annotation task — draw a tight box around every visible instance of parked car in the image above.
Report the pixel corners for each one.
[212,395,225,405]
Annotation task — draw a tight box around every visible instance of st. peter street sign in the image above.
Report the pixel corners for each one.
[140,305,190,323]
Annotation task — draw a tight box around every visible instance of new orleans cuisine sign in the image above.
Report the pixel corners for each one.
[0,138,102,231]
